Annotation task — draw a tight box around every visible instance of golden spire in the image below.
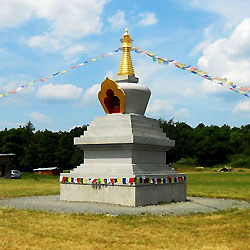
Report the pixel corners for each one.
[117,28,135,77]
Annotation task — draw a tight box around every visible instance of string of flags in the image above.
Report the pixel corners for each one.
[60,175,187,185]
[1,45,250,100]
[132,47,250,98]
[0,49,120,100]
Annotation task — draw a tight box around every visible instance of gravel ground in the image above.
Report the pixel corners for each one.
[0,195,249,215]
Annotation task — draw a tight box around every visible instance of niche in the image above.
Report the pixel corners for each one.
[98,77,125,114]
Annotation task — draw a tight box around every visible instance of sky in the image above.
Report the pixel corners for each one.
[0,0,250,131]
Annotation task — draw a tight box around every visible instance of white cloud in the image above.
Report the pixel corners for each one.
[184,0,250,25]
[199,80,226,94]
[105,71,115,79]
[190,26,213,56]
[61,45,86,57]
[190,39,211,56]
[27,34,65,52]
[197,18,250,94]
[134,59,163,83]
[29,111,51,124]
[79,84,100,107]
[0,0,110,54]
[176,108,190,119]
[0,0,109,37]
[138,12,158,26]
[37,83,82,102]
[108,10,126,30]
[0,0,34,28]
[0,120,26,129]
[147,99,174,115]
[146,99,191,121]
[233,100,250,113]
[181,88,195,97]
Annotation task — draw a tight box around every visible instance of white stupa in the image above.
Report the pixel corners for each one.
[60,29,186,206]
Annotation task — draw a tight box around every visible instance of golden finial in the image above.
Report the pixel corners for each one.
[117,28,135,77]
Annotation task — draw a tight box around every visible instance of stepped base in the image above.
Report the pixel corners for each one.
[60,182,186,207]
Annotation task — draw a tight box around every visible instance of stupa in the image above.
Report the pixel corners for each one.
[60,29,186,206]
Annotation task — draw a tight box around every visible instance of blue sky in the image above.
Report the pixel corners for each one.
[0,0,250,131]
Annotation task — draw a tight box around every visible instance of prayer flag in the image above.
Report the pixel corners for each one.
[122,178,126,184]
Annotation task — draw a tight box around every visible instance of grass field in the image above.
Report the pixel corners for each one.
[0,172,59,198]
[0,171,249,249]
[186,170,250,201]
[1,170,249,200]
[0,208,249,249]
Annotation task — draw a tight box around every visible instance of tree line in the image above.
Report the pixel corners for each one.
[0,120,249,172]
[159,119,250,168]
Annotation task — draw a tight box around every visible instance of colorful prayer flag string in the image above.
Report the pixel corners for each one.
[132,47,250,98]
[60,175,187,185]
[0,49,120,100]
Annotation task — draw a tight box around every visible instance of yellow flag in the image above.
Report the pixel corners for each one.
[68,177,71,183]
[83,178,87,184]
[60,70,67,74]
[158,59,163,64]
[117,178,121,184]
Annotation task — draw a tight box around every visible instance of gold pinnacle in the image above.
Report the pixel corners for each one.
[117,28,135,77]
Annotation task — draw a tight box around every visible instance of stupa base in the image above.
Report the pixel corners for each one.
[60,182,186,207]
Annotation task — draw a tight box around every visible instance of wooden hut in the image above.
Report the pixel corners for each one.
[33,167,62,176]
[0,153,15,177]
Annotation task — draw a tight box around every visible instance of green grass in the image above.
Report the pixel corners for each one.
[0,170,250,201]
[0,172,59,198]
[186,171,250,201]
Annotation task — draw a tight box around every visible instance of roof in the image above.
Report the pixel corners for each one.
[33,167,59,171]
[0,153,15,156]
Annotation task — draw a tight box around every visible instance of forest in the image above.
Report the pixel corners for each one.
[0,119,249,172]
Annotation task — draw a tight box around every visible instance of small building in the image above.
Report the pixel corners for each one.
[0,154,15,177]
[33,167,62,176]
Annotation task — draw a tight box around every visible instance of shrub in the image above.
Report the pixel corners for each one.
[175,157,198,166]
[229,156,250,168]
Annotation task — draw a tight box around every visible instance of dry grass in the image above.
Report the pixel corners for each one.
[0,172,250,249]
[0,208,249,250]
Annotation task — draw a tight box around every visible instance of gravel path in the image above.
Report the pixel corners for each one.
[0,195,249,215]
